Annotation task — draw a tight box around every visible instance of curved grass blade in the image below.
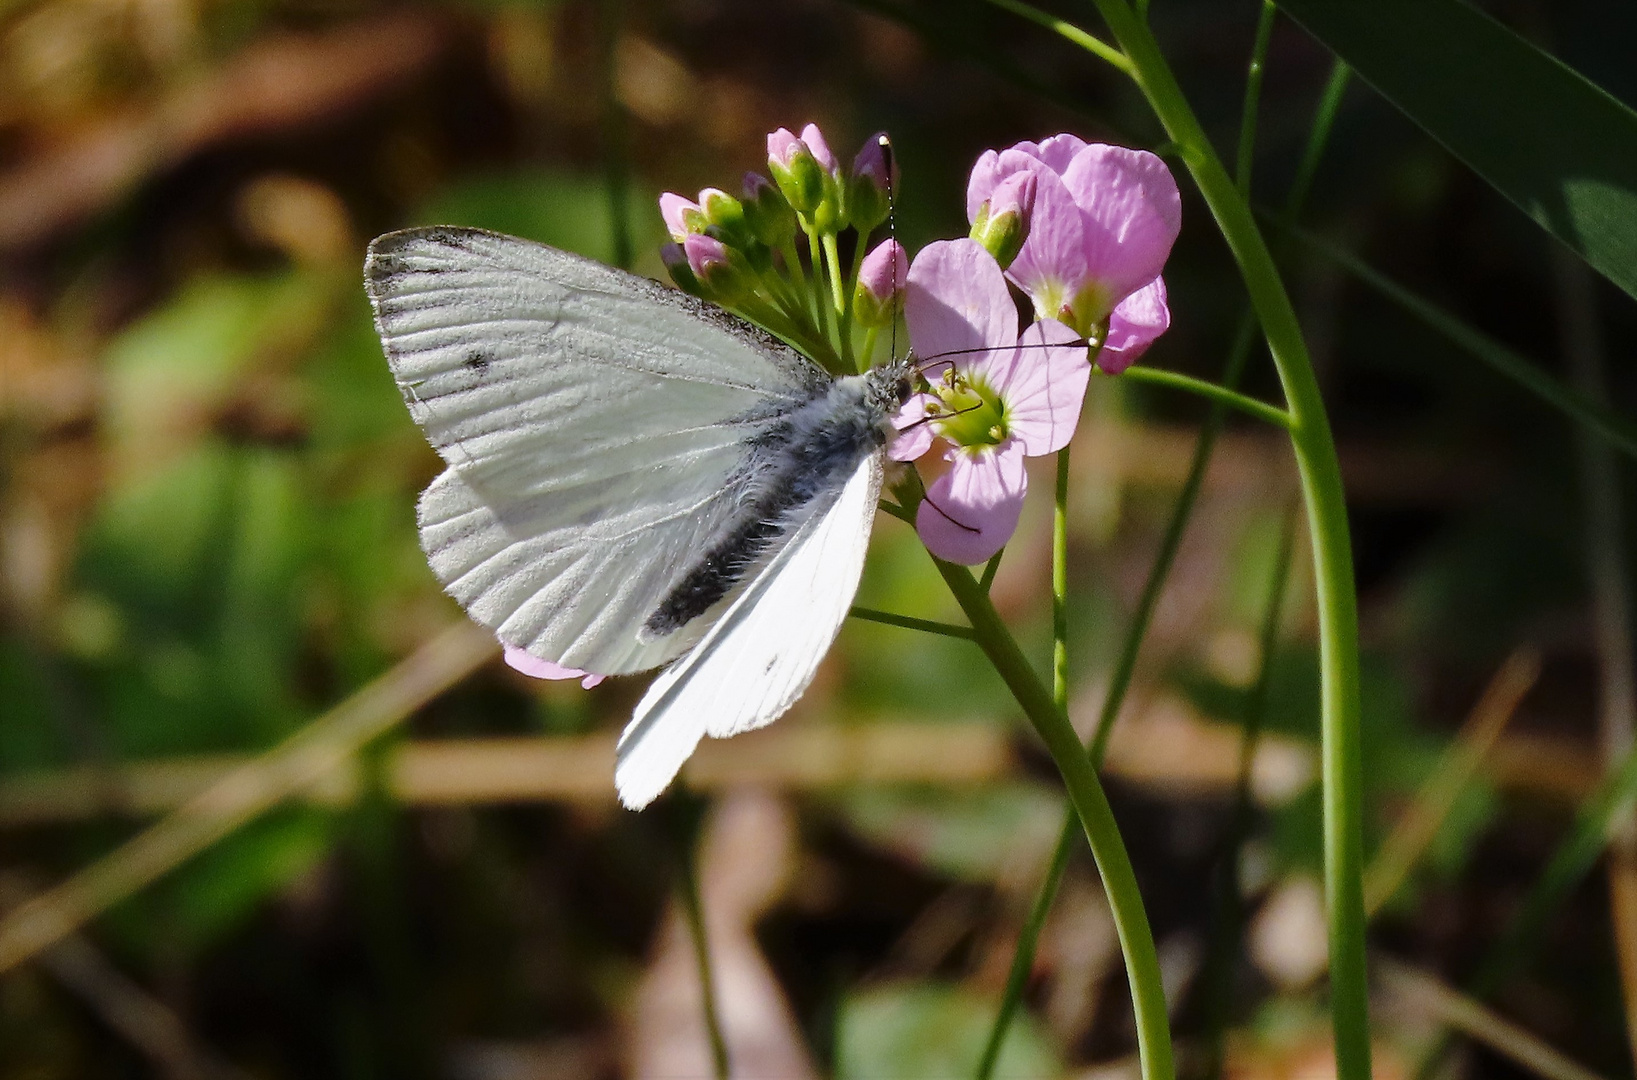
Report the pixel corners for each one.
[1275,0,1637,303]
[1277,221,1637,462]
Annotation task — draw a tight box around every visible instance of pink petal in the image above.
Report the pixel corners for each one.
[1060,144,1181,308]
[1003,156,1091,321]
[987,318,1090,456]
[800,122,838,174]
[965,149,1004,224]
[889,392,937,461]
[658,192,699,241]
[504,645,605,689]
[916,441,1028,565]
[906,239,1016,373]
[1024,133,1090,174]
[1099,276,1170,373]
[767,127,803,167]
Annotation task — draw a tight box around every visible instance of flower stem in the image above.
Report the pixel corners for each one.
[1052,448,1071,715]
[1085,2,1372,1073]
[974,450,1075,1080]
[806,227,834,349]
[980,20,1317,1073]
[860,326,880,369]
[1234,0,1277,198]
[821,232,855,368]
[980,549,1005,593]
[848,605,976,640]
[892,472,1174,1080]
[841,235,869,372]
[1116,365,1291,428]
[938,559,1172,1080]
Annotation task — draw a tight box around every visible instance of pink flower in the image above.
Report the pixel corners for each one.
[503,645,605,690]
[892,239,1090,564]
[966,136,1179,370]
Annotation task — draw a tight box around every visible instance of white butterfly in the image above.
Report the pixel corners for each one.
[365,227,912,808]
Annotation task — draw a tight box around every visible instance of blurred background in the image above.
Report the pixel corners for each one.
[2,0,1636,1077]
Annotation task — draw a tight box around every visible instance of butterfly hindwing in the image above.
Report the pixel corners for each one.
[366,227,829,675]
[614,453,884,809]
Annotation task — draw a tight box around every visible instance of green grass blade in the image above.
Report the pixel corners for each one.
[1275,0,1637,302]
[1278,221,1637,461]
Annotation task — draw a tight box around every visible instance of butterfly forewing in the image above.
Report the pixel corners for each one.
[366,227,829,675]
[614,453,883,809]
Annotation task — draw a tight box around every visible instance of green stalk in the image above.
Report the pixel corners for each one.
[806,227,834,349]
[977,33,1351,1080]
[1277,221,1637,462]
[848,606,977,641]
[894,471,1174,1080]
[1116,366,1291,428]
[841,236,869,372]
[1286,63,1351,213]
[821,232,856,369]
[1053,449,1071,712]
[1083,3,1371,1073]
[981,549,1005,593]
[974,451,1076,1080]
[1234,1,1277,197]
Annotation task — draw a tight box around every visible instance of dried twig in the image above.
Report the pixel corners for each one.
[0,621,495,974]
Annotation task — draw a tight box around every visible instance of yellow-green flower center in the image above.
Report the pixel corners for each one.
[927,370,1008,448]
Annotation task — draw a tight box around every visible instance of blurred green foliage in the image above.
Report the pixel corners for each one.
[0,0,1634,1074]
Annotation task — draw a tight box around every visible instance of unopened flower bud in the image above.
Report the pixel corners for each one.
[847,132,897,234]
[852,239,907,328]
[698,187,754,248]
[683,233,750,303]
[659,193,706,241]
[969,171,1036,269]
[801,122,845,232]
[802,123,839,176]
[741,172,796,248]
[661,242,703,295]
[767,127,825,216]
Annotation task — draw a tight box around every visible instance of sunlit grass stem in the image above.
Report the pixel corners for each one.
[892,468,1175,1080]
[974,452,1075,1080]
[976,38,1352,1080]
[1083,4,1373,1073]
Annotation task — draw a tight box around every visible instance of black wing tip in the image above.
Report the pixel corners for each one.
[365,226,495,287]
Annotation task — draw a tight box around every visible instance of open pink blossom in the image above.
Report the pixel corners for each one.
[892,239,1089,564]
[967,137,1179,371]
[503,644,605,689]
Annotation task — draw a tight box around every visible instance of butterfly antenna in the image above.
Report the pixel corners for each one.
[917,339,1093,369]
[897,399,987,435]
[882,133,900,364]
